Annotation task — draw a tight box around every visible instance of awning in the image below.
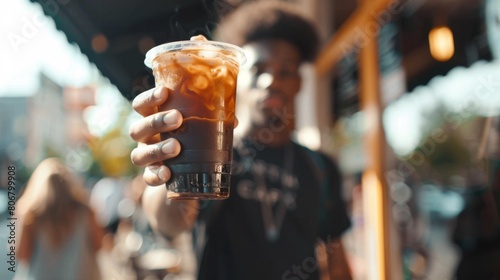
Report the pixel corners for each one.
[29,0,224,100]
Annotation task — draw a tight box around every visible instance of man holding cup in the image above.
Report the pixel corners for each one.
[129,2,352,279]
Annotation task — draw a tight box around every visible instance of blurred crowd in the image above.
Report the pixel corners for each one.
[13,158,195,280]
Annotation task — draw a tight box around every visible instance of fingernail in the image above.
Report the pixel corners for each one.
[153,87,164,99]
[161,140,175,155]
[157,166,167,181]
[163,111,177,125]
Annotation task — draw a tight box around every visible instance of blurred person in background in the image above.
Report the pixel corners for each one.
[128,1,352,280]
[15,158,105,280]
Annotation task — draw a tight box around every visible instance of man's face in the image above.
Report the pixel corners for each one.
[236,39,302,141]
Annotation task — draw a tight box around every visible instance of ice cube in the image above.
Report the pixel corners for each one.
[186,74,210,95]
[192,75,209,90]
[166,72,182,89]
[211,66,227,78]
[186,63,209,75]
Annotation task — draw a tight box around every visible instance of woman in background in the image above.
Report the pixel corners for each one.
[16,158,104,280]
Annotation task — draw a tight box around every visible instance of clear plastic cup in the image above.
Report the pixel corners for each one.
[145,40,245,200]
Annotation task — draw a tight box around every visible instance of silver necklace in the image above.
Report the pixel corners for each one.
[245,141,296,242]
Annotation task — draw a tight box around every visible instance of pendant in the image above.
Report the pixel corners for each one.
[266,226,279,242]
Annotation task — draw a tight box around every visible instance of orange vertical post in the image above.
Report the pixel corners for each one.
[358,18,391,280]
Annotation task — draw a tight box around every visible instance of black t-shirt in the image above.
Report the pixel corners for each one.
[195,141,351,280]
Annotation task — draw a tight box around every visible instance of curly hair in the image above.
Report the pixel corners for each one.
[214,1,320,62]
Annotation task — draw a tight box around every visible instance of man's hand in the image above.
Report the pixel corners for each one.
[129,86,183,186]
[129,86,199,238]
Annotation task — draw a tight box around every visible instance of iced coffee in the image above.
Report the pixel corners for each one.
[145,36,245,199]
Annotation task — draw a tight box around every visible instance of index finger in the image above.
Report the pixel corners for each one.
[132,86,169,117]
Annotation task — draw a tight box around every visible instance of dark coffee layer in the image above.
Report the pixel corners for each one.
[161,118,234,168]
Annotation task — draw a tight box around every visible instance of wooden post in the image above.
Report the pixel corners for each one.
[358,18,391,280]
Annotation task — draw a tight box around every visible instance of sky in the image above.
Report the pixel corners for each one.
[0,0,97,96]
[0,0,131,137]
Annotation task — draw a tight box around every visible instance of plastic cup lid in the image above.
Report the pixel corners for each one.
[144,40,247,68]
